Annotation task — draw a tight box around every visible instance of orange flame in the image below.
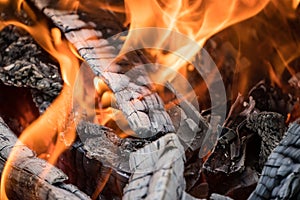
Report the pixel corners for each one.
[0,1,80,199]
[293,0,300,9]
[122,0,270,82]
[0,0,290,198]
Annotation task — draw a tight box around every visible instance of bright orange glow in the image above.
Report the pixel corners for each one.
[265,61,283,88]
[293,0,300,9]
[94,76,110,95]
[122,0,270,82]
[95,107,134,138]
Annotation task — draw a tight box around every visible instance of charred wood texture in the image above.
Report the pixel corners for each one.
[0,26,63,113]
[122,133,199,200]
[202,94,287,198]
[29,0,175,138]
[57,121,144,199]
[0,117,90,200]
[165,82,210,152]
[203,95,254,175]
[246,112,285,169]
[249,123,300,199]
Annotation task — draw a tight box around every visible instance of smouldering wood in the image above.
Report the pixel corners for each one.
[123,133,199,200]
[0,117,90,200]
[246,111,285,169]
[29,0,175,138]
[166,82,210,151]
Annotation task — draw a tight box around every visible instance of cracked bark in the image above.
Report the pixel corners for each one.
[122,133,200,200]
[29,0,175,138]
[0,117,90,200]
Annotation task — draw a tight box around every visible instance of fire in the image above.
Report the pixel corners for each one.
[1,0,296,198]
[121,0,270,82]
[0,0,80,199]
[293,0,300,9]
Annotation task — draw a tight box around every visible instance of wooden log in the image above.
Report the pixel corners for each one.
[57,121,132,199]
[248,122,300,199]
[165,82,210,151]
[123,133,200,200]
[210,193,233,200]
[29,0,175,138]
[0,117,90,200]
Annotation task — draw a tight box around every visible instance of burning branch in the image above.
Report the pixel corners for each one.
[0,117,90,200]
[30,0,176,138]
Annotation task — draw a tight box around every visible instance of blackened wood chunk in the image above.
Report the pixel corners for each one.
[76,121,128,171]
[249,80,294,116]
[203,126,247,174]
[0,26,63,113]
[0,117,90,200]
[249,123,300,200]
[246,112,285,169]
[58,121,154,199]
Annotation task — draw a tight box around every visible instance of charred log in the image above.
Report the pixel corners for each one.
[249,122,300,199]
[29,0,175,138]
[0,117,90,200]
[57,121,137,199]
[122,133,199,200]
[246,112,285,169]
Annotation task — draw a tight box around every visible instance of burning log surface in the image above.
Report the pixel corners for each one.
[0,0,300,200]
[0,117,90,200]
[30,0,175,138]
[0,26,63,114]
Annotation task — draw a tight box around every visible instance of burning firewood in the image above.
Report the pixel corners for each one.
[0,117,90,200]
[122,133,190,200]
[30,0,175,138]
[0,0,299,199]
[249,122,300,199]
[57,121,136,199]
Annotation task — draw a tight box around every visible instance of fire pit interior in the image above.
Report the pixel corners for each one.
[0,0,300,199]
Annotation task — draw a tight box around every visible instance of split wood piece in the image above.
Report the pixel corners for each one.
[123,133,200,200]
[0,26,63,113]
[165,82,210,151]
[248,122,300,199]
[57,121,152,199]
[246,112,285,169]
[29,0,175,138]
[0,117,90,200]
